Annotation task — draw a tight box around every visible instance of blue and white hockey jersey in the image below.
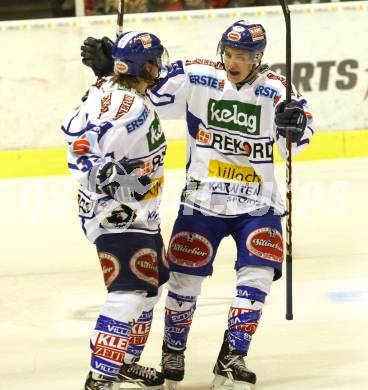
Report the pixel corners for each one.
[149,60,314,217]
[61,77,166,242]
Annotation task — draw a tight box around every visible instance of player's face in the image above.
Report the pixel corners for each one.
[223,47,254,84]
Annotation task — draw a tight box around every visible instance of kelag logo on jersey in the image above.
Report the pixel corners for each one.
[188,72,225,91]
[208,99,261,135]
[147,112,165,151]
[254,84,278,99]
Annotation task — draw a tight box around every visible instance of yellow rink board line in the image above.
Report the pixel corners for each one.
[1,130,368,178]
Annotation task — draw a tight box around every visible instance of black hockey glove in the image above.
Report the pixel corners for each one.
[275,100,307,142]
[81,36,114,78]
[90,158,152,202]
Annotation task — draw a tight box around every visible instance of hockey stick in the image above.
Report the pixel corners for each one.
[279,0,293,321]
[117,0,125,36]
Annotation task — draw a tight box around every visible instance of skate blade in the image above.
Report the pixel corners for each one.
[210,376,252,390]
[165,379,179,389]
[118,383,164,390]
[232,381,252,390]
[210,375,226,389]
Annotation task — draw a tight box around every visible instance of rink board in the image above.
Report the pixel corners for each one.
[1,129,368,178]
[0,2,367,151]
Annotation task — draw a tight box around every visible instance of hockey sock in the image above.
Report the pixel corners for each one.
[227,286,266,354]
[90,314,132,377]
[124,309,153,363]
[164,291,197,350]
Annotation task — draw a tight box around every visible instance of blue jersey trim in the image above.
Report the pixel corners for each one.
[61,109,85,137]
[68,162,78,170]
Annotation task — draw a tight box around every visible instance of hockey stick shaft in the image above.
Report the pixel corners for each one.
[279,0,293,321]
[117,0,125,36]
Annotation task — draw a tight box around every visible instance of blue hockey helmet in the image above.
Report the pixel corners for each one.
[218,20,267,63]
[112,31,168,76]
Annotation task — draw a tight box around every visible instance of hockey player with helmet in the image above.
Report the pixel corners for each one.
[62,31,171,390]
[81,20,314,390]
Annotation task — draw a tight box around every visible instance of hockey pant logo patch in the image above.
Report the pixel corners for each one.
[168,231,213,268]
[98,252,120,288]
[129,248,159,286]
[246,227,284,263]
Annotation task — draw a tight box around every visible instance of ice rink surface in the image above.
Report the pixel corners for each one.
[1,157,368,390]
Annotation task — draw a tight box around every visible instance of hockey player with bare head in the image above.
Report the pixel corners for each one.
[62,31,170,390]
[81,20,314,390]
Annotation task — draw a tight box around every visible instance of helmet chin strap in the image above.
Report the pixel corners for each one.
[239,62,261,85]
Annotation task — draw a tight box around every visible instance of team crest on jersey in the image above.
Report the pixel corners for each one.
[147,112,165,151]
[130,248,158,286]
[98,252,121,287]
[100,204,137,230]
[208,99,261,135]
[246,227,284,263]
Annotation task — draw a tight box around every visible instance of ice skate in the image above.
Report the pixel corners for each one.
[210,331,256,390]
[117,362,165,389]
[84,371,120,390]
[161,343,185,389]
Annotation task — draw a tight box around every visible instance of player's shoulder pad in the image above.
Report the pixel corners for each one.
[97,85,141,120]
[183,59,225,85]
[157,60,185,80]
[90,77,110,91]
[261,68,286,87]
[103,90,152,135]
[184,58,224,71]
[261,68,302,99]
[83,77,111,105]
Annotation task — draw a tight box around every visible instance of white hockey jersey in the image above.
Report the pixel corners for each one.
[149,60,314,217]
[61,77,166,242]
